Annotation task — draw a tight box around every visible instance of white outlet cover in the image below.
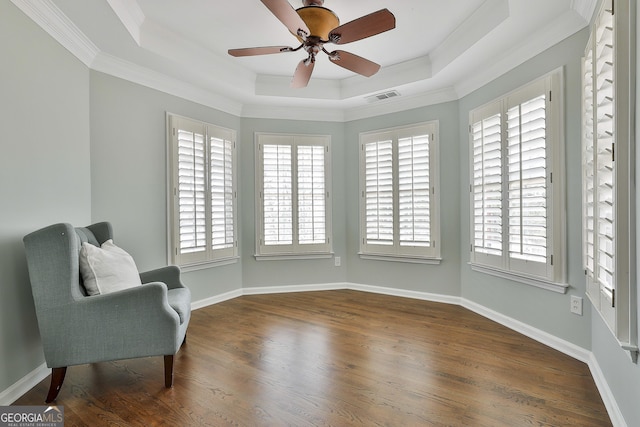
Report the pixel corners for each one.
[570,296,583,316]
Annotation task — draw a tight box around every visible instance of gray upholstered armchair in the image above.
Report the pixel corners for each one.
[23,222,190,403]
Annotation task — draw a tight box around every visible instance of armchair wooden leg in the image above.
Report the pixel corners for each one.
[164,355,174,388]
[46,367,67,403]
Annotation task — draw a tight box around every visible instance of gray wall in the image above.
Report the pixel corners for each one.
[238,118,348,288]
[458,30,592,349]
[344,103,461,296]
[89,71,243,302]
[0,1,91,393]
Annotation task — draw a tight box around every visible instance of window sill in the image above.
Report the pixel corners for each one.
[359,253,442,265]
[178,256,239,272]
[254,253,333,261]
[468,262,568,294]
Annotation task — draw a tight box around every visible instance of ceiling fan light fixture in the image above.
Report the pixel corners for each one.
[294,5,339,41]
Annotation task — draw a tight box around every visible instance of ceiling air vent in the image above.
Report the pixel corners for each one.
[366,90,401,103]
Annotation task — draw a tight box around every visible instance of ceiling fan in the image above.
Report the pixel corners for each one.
[228,0,396,88]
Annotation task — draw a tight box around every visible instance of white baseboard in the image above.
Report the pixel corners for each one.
[587,353,628,427]
[0,363,49,405]
[191,288,242,310]
[460,299,592,363]
[348,282,462,306]
[241,282,346,296]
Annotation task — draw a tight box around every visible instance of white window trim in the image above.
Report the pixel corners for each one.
[468,69,567,293]
[166,113,239,270]
[254,132,333,259]
[358,121,441,263]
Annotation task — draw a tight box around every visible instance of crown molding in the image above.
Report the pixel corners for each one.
[10,0,99,67]
[240,85,460,123]
[91,52,244,117]
[454,9,588,99]
[105,0,145,45]
[430,0,510,76]
[344,86,459,122]
[11,0,594,123]
[254,55,432,102]
[241,103,346,122]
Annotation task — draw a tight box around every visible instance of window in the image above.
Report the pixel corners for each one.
[255,133,332,258]
[167,114,238,268]
[582,0,637,359]
[469,71,566,292]
[359,122,440,262]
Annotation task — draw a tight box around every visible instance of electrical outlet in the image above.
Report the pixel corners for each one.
[570,296,583,316]
[334,256,341,267]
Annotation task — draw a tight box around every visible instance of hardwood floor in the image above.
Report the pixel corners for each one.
[14,290,611,426]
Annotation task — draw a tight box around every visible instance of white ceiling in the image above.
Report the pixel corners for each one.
[15,0,596,120]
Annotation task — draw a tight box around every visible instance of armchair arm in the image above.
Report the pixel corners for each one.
[139,265,184,290]
[39,283,182,368]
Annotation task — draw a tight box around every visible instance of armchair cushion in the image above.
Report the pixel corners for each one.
[79,239,142,295]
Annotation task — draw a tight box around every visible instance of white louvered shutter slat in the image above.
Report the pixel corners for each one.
[583,41,596,278]
[507,94,547,264]
[365,140,394,245]
[472,113,503,256]
[263,144,293,245]
[298,145,326,245]
[177,129,207,254]
[594,4,615,294]
[210,136,234,250]
[398,134,431,247]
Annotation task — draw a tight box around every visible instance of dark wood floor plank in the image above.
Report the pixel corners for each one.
[13,290,611,426]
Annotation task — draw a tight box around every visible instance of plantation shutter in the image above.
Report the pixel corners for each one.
[594,3,615,297]
[169,114,238,267]
[470,72,565,288]
[398,134,431,247]
[262,143,293,246]
[257,134,331,256]
[177,125,207,257]
[210,135,235,251]
[584,0,616,317]
[583,38,596,282]
[507,94,547,264]
[364,139,394,246]
[360,122,440,260]
[471,108,503,259]
[297,145,326,245]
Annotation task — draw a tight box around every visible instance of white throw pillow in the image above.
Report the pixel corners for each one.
[79,239,142,296]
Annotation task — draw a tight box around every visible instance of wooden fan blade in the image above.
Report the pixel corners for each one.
[228,46,292,57]
[291,58,315,88]
[328,9,395,45]
[261,0,310,38]
[329,50,380,77]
